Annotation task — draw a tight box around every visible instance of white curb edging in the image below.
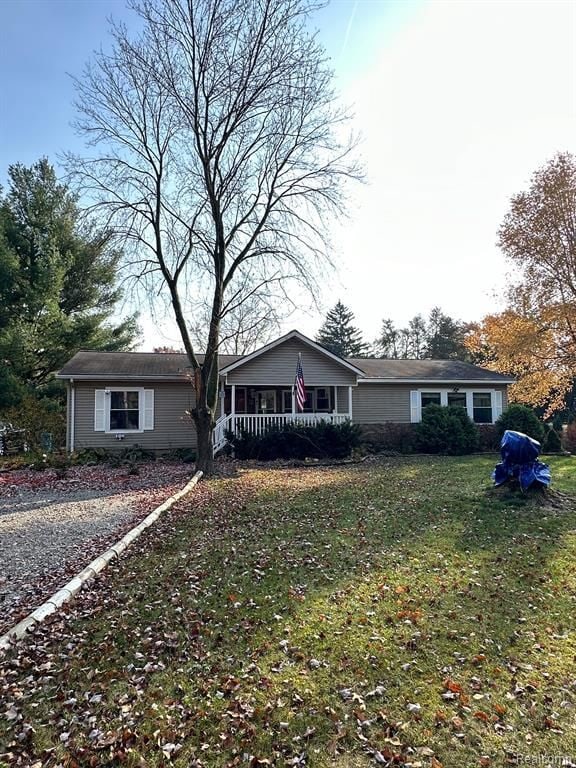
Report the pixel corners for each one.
[0,470,203,651]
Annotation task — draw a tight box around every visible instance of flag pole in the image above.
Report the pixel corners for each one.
[292,353,298,416]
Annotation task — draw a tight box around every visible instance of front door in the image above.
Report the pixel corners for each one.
[257,390,276,413]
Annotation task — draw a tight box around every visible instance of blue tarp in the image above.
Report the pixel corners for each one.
[492,430,551,491]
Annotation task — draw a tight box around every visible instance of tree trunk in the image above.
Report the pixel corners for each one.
[194,408,214,475]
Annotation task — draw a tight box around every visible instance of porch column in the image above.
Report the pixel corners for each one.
[231,385,236,433]
[348,386,353,421]
[334,386,338,414]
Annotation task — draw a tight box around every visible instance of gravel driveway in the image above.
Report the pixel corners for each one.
[0,462,193,633]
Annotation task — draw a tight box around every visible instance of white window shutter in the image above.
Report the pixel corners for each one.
[493,390,503,422]
[94,390,106,431]
[143,389,154,430]
[410,390,421,423]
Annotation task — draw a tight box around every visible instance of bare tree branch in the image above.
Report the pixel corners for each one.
[68,0,361,472]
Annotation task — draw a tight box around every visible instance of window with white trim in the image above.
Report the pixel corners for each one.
[472,392,492,424]
[421,392,441,408]
[94,388,155,432]
[410,389,502,425]
[110,391,140,430]
[447,392,467,410]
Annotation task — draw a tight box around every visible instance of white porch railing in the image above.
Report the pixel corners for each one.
[213,413,233,454]
[212,412,349,453]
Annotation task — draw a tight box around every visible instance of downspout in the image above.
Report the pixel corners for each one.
[70,379,75,453]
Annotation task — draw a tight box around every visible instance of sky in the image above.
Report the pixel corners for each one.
[1,0,575,351]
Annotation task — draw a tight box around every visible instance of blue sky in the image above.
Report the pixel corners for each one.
[1,0,575,350]
[0,0,415,177]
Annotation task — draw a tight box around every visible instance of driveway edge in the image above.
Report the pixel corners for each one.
[0,470,203,651]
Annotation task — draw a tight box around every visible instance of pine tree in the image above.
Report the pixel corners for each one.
[316,301,369,357]
[374,308,470,360]
[0,159,138,393]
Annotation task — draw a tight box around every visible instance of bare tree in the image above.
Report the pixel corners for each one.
[69,0,360,473]
[191,292,281,355]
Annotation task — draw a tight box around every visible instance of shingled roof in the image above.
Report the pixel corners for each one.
[58,351,241,380]
[349,357,513,382]
[58,349,513,383]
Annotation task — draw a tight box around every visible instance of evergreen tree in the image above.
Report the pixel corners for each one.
[374,307,470,360]
[316,301,369,357]
[0,159,138,394]
[426,307,470,360]
[375,318,400,358]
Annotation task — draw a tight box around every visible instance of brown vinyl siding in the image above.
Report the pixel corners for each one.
[226,339,357,386]
[73,381,197,451]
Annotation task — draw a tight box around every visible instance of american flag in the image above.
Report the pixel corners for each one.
[294,353,307,412]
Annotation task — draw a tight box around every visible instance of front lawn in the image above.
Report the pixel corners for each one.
[2,456,576,767]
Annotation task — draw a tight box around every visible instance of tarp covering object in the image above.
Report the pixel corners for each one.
[492,430,551,491]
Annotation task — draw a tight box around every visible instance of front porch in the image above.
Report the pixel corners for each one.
[213,384,353,453]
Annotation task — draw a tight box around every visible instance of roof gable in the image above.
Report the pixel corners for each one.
[57,333,513,385]
[219,330,365,376]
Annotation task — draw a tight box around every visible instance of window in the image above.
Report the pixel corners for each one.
[411,389,501,425]
[257,390,276,413]
[282,390,292,413]
[447,392,467,410]
[109,391,140,430]
[316,387,331,412]
[94,388,154,433]
[236,387,247,413]
[421,392,441,408]
[473,392,492,423]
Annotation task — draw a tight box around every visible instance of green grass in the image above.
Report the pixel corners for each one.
[2,455,576,767]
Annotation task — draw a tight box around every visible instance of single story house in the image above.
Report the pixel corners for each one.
[57,329,514,453]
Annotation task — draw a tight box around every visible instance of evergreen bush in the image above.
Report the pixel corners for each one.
[495,404,545,444]
[415,404,479,455]
[542,424,562,453]
[227,420,361,461]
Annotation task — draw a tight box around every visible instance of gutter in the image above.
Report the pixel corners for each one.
[357,378,515,385]
[56,374,193,381]
[70,379,75,453]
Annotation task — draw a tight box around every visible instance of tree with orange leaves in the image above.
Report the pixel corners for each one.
[467,153,576,415]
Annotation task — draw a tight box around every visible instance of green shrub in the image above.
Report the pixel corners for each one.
[227,420,361,461]
[542,425,562,453]
[415,404,479,455]
[73,447,110,465]
[495,404,545,444]
[1,394,65,451]
[49,451,72,478]
[107,444,156,467]
[169,447,196,463]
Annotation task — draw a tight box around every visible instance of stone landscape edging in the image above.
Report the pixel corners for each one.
[0,470,203,651]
